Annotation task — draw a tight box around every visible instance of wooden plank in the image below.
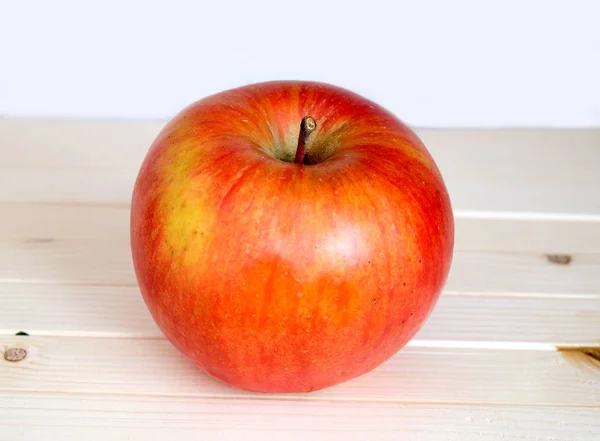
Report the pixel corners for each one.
[0,283,158,338]
[418,128,600,215]
[3,202,600,256]
[1,203,599,294]
[1,392,598,441]
[1,282,599,344]
[455,214,600,254]
[419,293,600,345]
[2,237,598,294]
[445,251,600,295]
[1,392,599,441]
[1,120,599,215]
[1,336,599,406]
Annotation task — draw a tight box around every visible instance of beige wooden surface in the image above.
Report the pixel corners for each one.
[1,119,599,440]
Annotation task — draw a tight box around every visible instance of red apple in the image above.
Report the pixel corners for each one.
[130,80,454,393]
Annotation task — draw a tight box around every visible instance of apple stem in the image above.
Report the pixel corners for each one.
[294,116,317,165]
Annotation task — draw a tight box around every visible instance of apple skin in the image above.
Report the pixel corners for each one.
[131,80,454,393]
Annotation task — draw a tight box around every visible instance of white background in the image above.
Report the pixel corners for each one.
[1,0,599,127]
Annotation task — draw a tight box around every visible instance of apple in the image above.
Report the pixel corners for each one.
[130,80,454,393]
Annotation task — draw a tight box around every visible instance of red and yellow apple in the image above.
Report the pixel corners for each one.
[130,81,454,393]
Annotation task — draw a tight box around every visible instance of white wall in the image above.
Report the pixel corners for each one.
[1,0,599,127]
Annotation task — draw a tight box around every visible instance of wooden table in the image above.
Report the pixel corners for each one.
[1,120,599,440]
